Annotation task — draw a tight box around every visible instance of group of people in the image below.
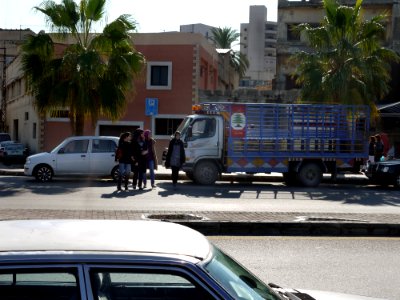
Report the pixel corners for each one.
[116,129,186,191]
[368,134,385,163]
[116,129,158,191]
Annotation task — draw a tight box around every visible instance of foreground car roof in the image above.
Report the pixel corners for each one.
[0,220,211,259]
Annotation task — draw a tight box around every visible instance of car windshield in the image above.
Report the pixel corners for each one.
[203,246,281,300]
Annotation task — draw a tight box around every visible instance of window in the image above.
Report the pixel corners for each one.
[0,269,81,300]
[147,61,172,90]
[92,139,117,153]
[61,140,89,154]
[33,123,37,139]
[24,112,29,121]
[90,269,215,300]
[189,118,216,141]
[155,117,184,136]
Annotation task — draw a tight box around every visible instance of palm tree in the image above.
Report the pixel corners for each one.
[21,0,145,135]
[211,27,249,78]
[291,0,399,116]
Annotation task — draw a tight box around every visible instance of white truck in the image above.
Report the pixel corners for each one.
[166,102,369,187]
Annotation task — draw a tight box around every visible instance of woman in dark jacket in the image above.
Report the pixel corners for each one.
[165,131,186,188]
[116,132,134,191]
[131,129,148,190]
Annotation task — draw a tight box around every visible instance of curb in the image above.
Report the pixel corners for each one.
[176,221,400,237]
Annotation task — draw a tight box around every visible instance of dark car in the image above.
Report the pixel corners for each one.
[0,141,28,165]
[363,159,400,188]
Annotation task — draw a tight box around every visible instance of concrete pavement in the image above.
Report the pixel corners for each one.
[1,163,399,236]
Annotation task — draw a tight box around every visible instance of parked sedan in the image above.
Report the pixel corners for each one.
[0,220,385,300]
[363,159,400,188]
[24,136,119,182]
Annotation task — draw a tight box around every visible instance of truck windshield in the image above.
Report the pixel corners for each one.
[175,117,192,138]
[203,246,280,300]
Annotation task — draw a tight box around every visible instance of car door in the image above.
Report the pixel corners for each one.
[56,139,90,174]
[89,138,118,175]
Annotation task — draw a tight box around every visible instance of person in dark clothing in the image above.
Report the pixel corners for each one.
[143,130,158,188]
[368,135,376,163]
[165,131,186,188]
[131,129,148,190]
[374,134,384,162]
[116,132,134,191]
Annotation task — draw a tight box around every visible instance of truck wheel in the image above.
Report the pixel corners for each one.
[297,163,322,187]
[194,161,218,185]
[34,164,53,182]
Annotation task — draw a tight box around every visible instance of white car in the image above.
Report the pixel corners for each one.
[24,136,119,182]
[0,219,386,300]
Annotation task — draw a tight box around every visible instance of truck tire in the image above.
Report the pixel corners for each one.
[34,164,54,182]
[297,162,322,187]
[193,161,218,185]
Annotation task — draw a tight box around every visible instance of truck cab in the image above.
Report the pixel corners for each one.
[174,113,223,184]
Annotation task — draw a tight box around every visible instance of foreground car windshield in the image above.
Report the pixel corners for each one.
[203,246,280,300]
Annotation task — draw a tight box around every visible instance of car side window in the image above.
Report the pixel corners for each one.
[0,269,81,300]
[89,269,217,300]
[62,140,89,154]
[92,139,117,153]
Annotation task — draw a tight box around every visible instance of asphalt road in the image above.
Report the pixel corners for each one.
[212,235,400,300]
[1,175,400,215]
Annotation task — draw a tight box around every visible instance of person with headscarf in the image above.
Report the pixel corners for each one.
[143,130,158,188]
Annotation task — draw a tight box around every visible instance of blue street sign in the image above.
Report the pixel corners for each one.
[145,98,158,116]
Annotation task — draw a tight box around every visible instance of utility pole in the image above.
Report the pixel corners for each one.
[0,44,6,132]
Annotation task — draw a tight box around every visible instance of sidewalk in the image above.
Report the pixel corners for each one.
[1,163,399,237]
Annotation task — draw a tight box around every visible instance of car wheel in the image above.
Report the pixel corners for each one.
[34,165,54,182]
[111,166,120,182]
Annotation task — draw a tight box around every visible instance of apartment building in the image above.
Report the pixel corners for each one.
[180,23,216,45]
[0,29,34,134]
[240,5,277,90]
[276,0,400,100]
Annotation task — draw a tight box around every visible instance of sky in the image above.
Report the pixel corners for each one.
[0,0,278,33]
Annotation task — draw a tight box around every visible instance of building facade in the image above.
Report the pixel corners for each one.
[0,29,34,134]
[240,5,277,90]
[4,32,220,158]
